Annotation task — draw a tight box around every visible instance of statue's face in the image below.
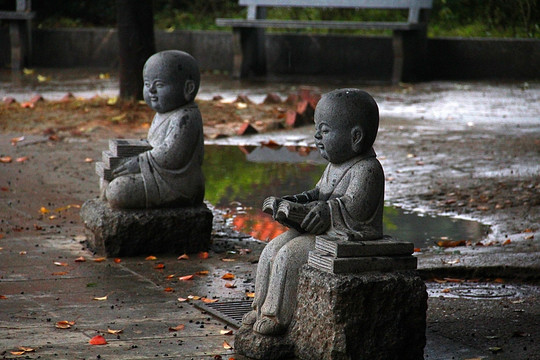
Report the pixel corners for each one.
[314,110,357,164]
[143,66,186,113]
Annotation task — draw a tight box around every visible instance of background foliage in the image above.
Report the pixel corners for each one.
[0,0,538,38]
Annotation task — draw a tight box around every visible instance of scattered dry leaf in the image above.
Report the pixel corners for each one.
[154,263,165,269]
[444,278,464,283]
[93,257,106,262]
[84,157,93,163]
[179,275,194,281]
[245,292,255,298]
[74,256,86,262]
[16,156,29,163]
[114,258,122,263]
[223,341,233,350]
[502,239,512,245]
[54,261,68,267]
[19,251,27,255]
[55,320,75,329]
[196,270,209,276]
[145,255,157,260]
[437,240,466,248]
[177,297,188,302]
[220,329,233,335]
[0,156,12,163]
[225,282,237,289]
[221,273,235,280]
[93,295,108,301]
[0,295,7,299]
[442,288,451,293]
[164,287,175,292]
[10,136,25,145]
[169,324,185,332]
[202,297,218,303]
[39,206,50,214]
[10,351,26,355]
[188,295,201,300]
[177,254,189,260]
[166,274,175,280]
[107,328,123,334]
[221,258,236,262]
[89,335,107,345]
[198,252,209,259]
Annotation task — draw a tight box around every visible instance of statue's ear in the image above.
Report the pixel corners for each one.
[351,126,364,153]
[184,79,196,102]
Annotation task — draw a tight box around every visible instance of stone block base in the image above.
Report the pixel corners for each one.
[290,266,427,360]
[80,198,213,257]
[235,266,427,360]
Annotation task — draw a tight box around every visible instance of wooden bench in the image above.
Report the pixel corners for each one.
[0,0,35,71]
[217,0,432,83]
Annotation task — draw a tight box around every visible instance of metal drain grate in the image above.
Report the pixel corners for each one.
[194,300,253,328]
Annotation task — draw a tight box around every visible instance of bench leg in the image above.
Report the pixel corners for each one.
[232,27,267,79]
[392,28,428,84]
[9,20,31,71]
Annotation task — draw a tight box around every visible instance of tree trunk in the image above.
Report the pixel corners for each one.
[117,0,156,101]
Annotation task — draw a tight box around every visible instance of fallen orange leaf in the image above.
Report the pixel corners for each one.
[19,251,27,255]
[166,274,175,280]
[17,346,34,352]
[113,258,122,263]
[154,263,165,269]
[195,270,209,276]
[0,156,12,163]
[188,295,201,300]
[442,288,451,293]
[84,157,93,163]
[413,248,422,253]
[52,271,69,276]
[177,297,188,302]
[220,329,233,335]
[437,240,466,248]
[39,206,50,214]
[0,295,7,299]
[225,282,237,289]
[89,335,107,345]
[74,256,86,262]
[221,273,235,280]
[54,261,68,267]
[168,324,185,332]
[93,295,108,301]
[221,258,236,262]
[10,136,25,145]
[10,351,26,355]
[93,257,106,262]
[502,239,511,245]
[15,156,29,163]
[494,278,505,283]
[145,255,157,260]
[164,287,175,292]
[223,341,233,350]
[107,328,123,334]
[179,275,194,281]
[55,320,75,329]
[198,252,209,259]
[246,292,255,298]
[177,254,189,260]
[202,297,218,303]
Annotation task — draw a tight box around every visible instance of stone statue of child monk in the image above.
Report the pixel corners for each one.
[105,50,205,209]
[243,89,385,336]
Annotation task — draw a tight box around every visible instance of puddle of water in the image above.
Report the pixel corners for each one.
[203,145,489,248]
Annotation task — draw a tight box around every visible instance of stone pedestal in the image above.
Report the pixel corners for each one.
[80,198,213,257]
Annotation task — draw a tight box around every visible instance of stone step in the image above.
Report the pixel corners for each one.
[308,250,417,274]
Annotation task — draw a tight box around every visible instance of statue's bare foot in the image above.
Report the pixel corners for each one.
[242,310,257,326]
[253,316,285,335]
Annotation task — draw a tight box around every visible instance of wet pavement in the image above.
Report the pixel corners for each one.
[1,69,539,359]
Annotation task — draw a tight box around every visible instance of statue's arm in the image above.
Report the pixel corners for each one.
[281,188,320,203]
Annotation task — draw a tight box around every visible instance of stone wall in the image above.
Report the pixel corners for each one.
[0,27,538,81]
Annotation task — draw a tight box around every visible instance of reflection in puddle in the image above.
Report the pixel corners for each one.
[203,145,489,248]
[427,282,524,299]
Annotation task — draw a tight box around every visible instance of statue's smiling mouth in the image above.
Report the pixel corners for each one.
[150,96,158,101]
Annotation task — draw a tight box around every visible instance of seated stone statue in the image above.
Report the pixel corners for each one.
[243,89,385,336]
[105,50,205,209]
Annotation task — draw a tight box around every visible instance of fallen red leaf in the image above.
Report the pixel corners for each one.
[1,187,9,191]
[145,255,157,260]
[0,295,7,299]
[179,275,193,281]
[502,239,512,245]
[202,297,218,303]
[154,263,165,269]
[0,156,12,163]
[164,287,175,292]
[198,252,209,259]
[195,270,209,276]
[93,257,106,262]
[413,248,421,252]
[89,335,107,345]
[113,258,122,263]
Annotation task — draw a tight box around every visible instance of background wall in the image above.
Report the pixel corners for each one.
[1,28,539,81]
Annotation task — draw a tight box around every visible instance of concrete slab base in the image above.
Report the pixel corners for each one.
[80,198,213,257]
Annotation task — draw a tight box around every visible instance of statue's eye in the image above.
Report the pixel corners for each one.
[155,82,164,88]
[144,82,150,87]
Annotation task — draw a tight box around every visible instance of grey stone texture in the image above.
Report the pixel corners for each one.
[290,266,427,360]
[80,198,212,257]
